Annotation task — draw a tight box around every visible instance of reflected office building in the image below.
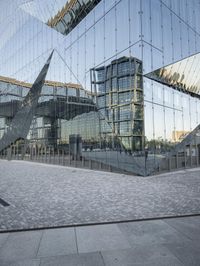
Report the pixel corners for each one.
[1,0,200,175]
[91,56,144,151]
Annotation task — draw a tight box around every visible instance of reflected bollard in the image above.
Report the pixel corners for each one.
[168,156,171,171]
[69,151,71,165]
[99,162,102,170]
[58,150,60,165]
[38,148,41,162]
[176,153,179,169]
[82,157,85,167]
[17,145,19,160]
[48,147,51,164]
[89,160,92,169]
[42,147,45,163]
[62,149,64,165]
[7,148,11,161]
[45,147,47,163]
[34,147,36,161]
[184,149,187,168]
[52,148,55,164]
[30,146,32,161]
[36,147,38,161]
[190,144,192,167]
[13,147,15,160]
[196,144,198,166]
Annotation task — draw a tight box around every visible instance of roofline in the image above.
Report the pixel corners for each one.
[0,75,82,90]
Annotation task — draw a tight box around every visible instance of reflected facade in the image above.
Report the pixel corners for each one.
[47,0,101,35]
[91,56,144,151]
[0,76,96,148]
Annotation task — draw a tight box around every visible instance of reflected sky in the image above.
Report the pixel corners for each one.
[19,0,68,23]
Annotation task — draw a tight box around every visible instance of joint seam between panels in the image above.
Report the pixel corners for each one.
[64,0,122,51]
[144,99,182,112]
[160,0,200,38]
[84,40,141,75]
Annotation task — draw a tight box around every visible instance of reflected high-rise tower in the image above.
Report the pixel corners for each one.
[91,56,144,152]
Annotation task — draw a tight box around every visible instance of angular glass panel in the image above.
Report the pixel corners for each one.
[145,52,200,96]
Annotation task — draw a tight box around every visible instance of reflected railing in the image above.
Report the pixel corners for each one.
[0,141,200,176]
[1,124,200,176]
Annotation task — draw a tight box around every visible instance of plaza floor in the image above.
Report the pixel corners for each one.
[0,215,200,265]
[0,160,200,231]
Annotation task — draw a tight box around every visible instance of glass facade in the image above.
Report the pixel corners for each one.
[0,0,200,175]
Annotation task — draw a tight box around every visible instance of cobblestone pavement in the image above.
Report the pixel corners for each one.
[0,216,200,265]
[0,160,200,231]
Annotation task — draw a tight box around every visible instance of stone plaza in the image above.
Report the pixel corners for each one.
[1,160,200,265]
[0,160,200,231]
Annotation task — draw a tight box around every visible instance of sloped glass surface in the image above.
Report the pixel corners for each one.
[145,53,200,97]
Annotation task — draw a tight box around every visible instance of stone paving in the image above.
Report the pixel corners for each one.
[0,160,200,231]
[0,216,200,265]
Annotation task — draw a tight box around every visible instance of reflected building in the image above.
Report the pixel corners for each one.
[47,0,101,35]
[0,76,96,149]
[91,56,144,151]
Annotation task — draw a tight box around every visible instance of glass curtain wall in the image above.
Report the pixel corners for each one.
[62,0,200,150]
[1,0,200,175]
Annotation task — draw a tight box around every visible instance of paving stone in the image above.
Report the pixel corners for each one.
[0,258,40,266]
[164,216,200,240]
[76,224,131,253]
[0,231,42,262]
[1,160,200,231]
[37,228,77,257]
[118,220,191,246]
[101,246,183,266]
[39,252,105,266]
[138,257,184,266]
[165,242,200,266]
[0,233,9,248]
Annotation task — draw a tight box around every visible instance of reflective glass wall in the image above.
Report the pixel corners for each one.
[144,77,200,153]
[60,0,200,152]
[0,0,200,175]
[0,78,96,149]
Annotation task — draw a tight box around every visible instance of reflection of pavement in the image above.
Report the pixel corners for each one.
[1,160,200,233]
[0,215,200,265]
[83,151,164,175]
